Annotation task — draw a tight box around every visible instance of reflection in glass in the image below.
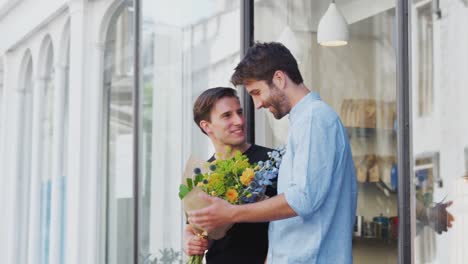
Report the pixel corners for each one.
[254,0,398,263]
[103,3,135,264]
[411,0,468,263]
[139,0,241,262]
[0,57,3,130]
[415,2,433,117]
[17,54,34,264]
[40,43,55,264]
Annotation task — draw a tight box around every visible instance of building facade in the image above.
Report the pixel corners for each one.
[0,0,467,263]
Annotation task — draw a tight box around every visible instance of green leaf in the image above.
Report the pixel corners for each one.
[187,178,193,190]
[194,174,203,186]
[179,184,190,200]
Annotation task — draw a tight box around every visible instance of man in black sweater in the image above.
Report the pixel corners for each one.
[184,87,276,263]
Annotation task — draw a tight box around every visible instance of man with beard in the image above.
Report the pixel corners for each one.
[188,42,357,264]
[184,87,276,264]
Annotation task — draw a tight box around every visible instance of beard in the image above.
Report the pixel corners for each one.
[267,83,290,119]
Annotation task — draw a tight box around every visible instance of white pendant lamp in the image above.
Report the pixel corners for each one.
[317,0,349,47]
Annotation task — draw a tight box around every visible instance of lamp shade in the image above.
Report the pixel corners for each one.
[317,3,349,46]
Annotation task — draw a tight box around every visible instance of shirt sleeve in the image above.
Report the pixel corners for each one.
[284,114,344,219]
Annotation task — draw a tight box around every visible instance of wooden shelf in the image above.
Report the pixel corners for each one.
[359,181,397,196]
[346,127,395,138]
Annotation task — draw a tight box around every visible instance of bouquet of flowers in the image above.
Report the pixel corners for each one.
[179,147,284,264]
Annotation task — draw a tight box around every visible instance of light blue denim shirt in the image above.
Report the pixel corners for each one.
[267,92,357,264]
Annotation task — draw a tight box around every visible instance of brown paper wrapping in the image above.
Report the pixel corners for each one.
[182,156,233,240]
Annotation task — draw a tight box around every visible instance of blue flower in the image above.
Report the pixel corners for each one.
[263,180,272,186]
[271,151,279,159]
[278,146,286,156]
[275,160,281,168]
[249,181,258,188]
[241,196,253,203]
[251,192,259,200]
[255,171,264,180]
[264,171,277,180]
[193,168,202,175]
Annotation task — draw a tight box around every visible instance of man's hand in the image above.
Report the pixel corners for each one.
[183,225,209,256]
[428,201,455,234]
[187,194,236,233]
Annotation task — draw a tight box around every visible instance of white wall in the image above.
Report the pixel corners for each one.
[411,0,468,263]
[0,1,126,264]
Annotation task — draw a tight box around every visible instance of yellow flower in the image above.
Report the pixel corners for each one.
[240,168,255,186]
[225,188,238,203]
[225,146,232,154]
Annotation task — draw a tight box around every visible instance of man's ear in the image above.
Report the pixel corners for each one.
[200,120,211,134]
[272,70,286,89]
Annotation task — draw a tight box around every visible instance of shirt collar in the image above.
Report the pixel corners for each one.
[288,92,321,123]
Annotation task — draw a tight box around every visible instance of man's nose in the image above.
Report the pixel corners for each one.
[233,113,245,125]
[253,98,264,109]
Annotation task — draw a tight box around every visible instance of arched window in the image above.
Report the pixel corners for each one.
[43,25,71,264]
[102,3,135,263]
[57,24,70,264]
[38,36,55,264]
[0,57,3,137]
[17,50,34,264]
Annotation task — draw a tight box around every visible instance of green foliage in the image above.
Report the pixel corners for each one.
[178,150,255,204]
[194,174,203,186]
[186,178,193,190]
[178,184,190,200]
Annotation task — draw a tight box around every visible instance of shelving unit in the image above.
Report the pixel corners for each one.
[343,99,398,261]
[346,127,395,139]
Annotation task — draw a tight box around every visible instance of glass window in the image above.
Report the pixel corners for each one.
[139,0,241,262]
[0,57,3,133]
[415,2,434,117]
[17,52,34,264]
[60,32,70,264]
[0,55,2,222]
[411,0,468,262]
[254,0,398,262]
[16,51,34,263]
[102,3,135,263]
[40,42,54,264]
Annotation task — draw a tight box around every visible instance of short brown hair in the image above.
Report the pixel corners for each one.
[193,87,240,135]
[231,42,303,86]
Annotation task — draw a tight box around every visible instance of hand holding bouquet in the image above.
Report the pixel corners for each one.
[179,147,284,264]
